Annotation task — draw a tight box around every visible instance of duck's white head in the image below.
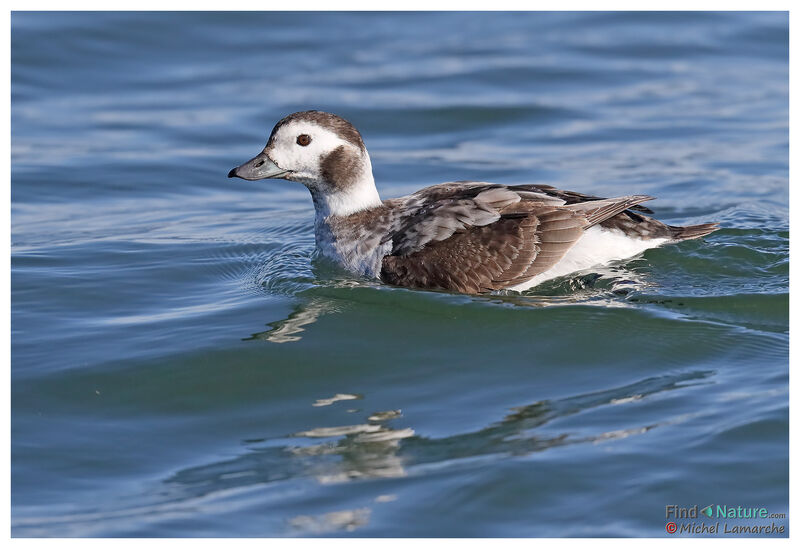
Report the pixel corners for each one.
[228,110,382,217]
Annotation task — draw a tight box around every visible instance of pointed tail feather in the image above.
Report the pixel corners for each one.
[668,222,720,240]
[566,195,655,228]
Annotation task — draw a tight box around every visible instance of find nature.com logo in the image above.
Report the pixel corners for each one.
[664,504,786,535]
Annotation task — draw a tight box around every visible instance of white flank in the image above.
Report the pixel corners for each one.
[508,225,668,291]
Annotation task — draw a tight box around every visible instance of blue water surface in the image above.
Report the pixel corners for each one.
[11,11,788,537]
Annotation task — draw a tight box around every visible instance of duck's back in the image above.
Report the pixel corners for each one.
[380,182,717,293]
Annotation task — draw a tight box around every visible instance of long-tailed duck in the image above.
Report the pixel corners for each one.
[228,110,718,294]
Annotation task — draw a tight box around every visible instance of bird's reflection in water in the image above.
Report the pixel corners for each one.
[287,507,372,534]
[244,297,341,343]
[163,369,712,533]
[290,409,413,484]
[508,262,655,304]
[247,264,654,344]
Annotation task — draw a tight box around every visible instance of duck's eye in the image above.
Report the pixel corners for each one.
[296,134,311,146]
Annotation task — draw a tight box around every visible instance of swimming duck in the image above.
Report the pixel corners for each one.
[228,110,718,294]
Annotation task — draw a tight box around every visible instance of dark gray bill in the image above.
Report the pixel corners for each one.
[227,152,290,181]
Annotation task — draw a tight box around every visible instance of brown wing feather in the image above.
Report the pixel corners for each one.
[514,208,587,280]
[381,214,539,294]
[565,195,654,227]
[517,184,656,214]
[380,203,588,294]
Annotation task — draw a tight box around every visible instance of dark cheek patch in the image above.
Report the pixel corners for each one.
[320,146,363,191]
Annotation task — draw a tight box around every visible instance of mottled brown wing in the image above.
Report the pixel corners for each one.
[383,186,522,256]
[380,204,587,294]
